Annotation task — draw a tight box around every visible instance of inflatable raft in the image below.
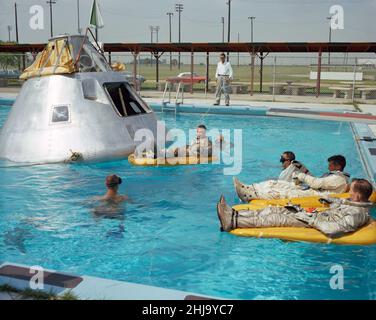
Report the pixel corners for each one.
[128,154,218,166]
[245,192,376,208]
[230,193,376,245]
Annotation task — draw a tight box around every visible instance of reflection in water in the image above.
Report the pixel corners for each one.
[90,199,127,239]
[91,199,126,221]
[3,226,31,254]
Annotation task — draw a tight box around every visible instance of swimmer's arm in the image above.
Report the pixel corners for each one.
[294,172,345,190]
[123,195,135,204]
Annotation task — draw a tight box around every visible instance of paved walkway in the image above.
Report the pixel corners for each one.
[358,104,376,135]
[0,87,362,108]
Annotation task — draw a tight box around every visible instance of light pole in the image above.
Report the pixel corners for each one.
[167,12,173,70]
[77,0,81,34]
[226,0,231,61]
[221,16,225,42]
[327,16,333,66]
[175,3,184,69]
[46,0,57,38]
[14,2,19,42]
[149,26,154,66]
[248,16,255,43]
[237,32,240,67]
[155,26,160,43]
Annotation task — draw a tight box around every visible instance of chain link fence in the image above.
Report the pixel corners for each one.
[1,51,376,102]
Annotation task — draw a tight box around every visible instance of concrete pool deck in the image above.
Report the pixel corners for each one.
[0,262,217,300]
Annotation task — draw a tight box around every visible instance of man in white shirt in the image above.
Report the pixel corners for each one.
[214,53,233,106]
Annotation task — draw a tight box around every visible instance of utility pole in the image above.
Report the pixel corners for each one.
[77,0,81,34]
[175,3,184,69]
[46,0,57,38]
[167,12,173,70]
[248,16,255,43]
[326,16,332,66]
[226,0,231,61]
[7,25,12,42]
[14,2,19,42]
[221,16,225,42]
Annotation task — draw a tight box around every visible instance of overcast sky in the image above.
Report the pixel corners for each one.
[0,0,375,43]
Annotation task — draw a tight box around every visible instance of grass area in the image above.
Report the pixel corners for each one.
[0,284,79,300]
[133,63,376,82]
[131,64,376,93]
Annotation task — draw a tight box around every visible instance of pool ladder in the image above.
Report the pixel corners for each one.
[162,81,185,117]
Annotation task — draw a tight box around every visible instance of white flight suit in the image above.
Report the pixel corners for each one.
[234,171,350,202]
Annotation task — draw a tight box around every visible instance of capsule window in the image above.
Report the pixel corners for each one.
[51,105,70,123]
[103,82,151,117]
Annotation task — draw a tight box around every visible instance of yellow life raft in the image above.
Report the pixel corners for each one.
[230,193,376,245]
[128,154,218,167]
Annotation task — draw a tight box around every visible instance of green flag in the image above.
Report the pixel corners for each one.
[89,0,104,29]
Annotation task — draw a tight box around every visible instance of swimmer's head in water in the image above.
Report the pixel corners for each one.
[197,124,207,139]
[106,174,122,189]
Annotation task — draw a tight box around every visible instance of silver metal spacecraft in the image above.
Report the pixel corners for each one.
[0,35,162,164]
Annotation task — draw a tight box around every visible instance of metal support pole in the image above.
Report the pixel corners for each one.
[132,51,139,90]
[316,49,322,98]
[352,59,357,103]
[250,51,255,96]
[22,53,25,71]
[272,56,276,102]
[155,52,159,89]
[259,52,263,93]
[153,52,164,90]
[205,52,209,95]
[190,50,194,94]
[108,51,111,65]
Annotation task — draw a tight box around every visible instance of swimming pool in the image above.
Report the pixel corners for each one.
[0,104,375,300]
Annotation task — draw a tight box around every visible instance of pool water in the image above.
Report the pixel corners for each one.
[0,104,375,300]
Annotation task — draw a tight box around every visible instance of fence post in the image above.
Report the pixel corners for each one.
[259,52,263,93]
[352,58,357,103]
[205,52,209,98]
[250,51,255,96]
[22,53,26,71]
[316,49,322,98]
[190,50,194,94]
[272,56,276,102]
[138,53,141,94]
[132,51,139,91]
